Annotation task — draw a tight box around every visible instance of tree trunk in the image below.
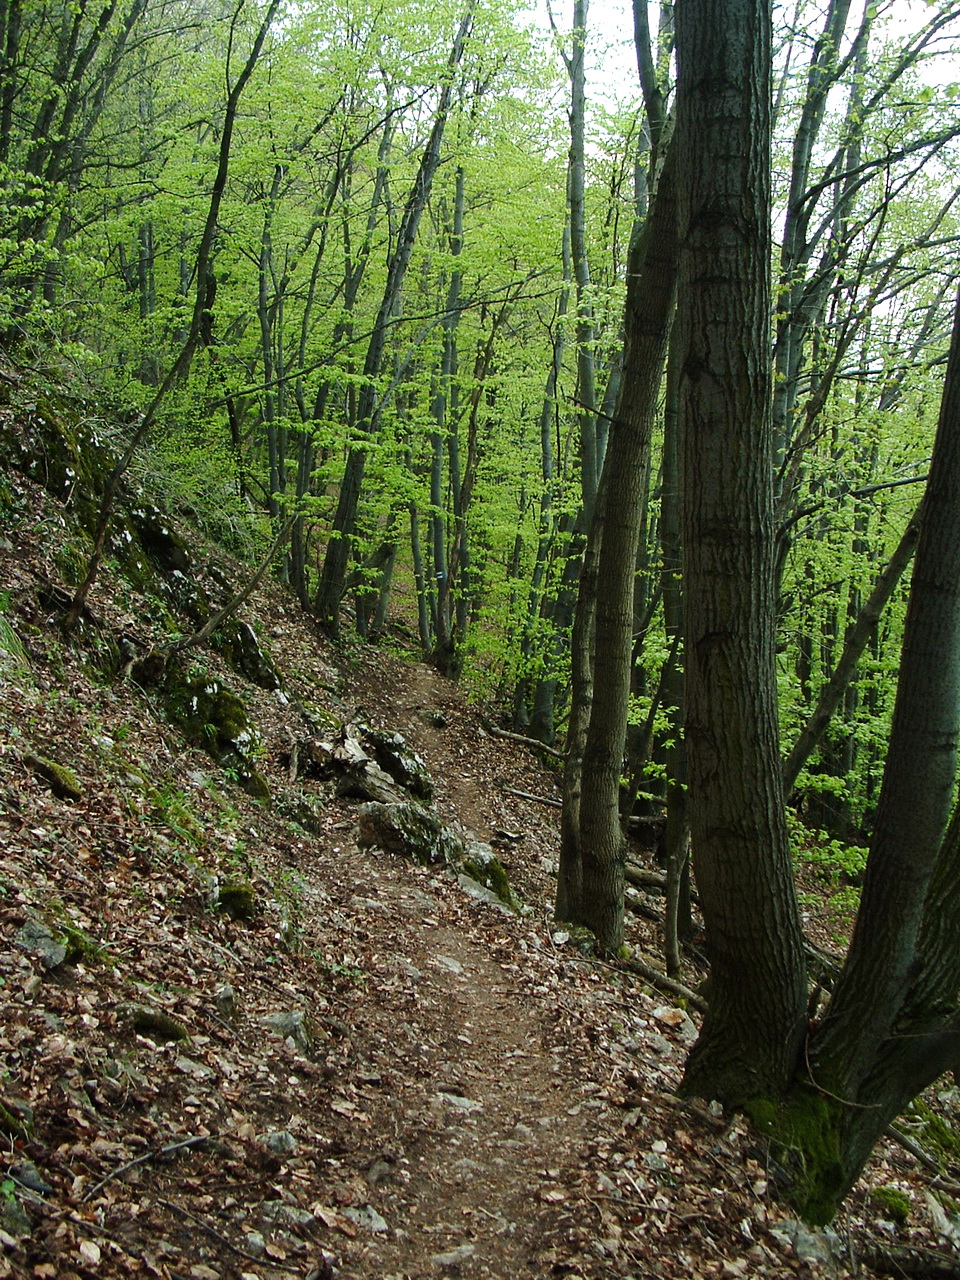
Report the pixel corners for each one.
[675,0,807,1103]
[562,141,679,951]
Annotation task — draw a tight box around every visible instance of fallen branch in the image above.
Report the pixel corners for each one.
[887,1124,944,1174]
[576,949,708,1013]
[625,864,667,890]
[82,1134,212,1202]
[858,1237,960,1279]
[503,785,561,808]
[165,512,296,656]
[483,722,564,758]
[157,1197,303,1273]
[620,955,708,1013]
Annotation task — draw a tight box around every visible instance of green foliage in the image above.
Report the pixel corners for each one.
[787,810,868,885]
[0,593,29,678]
[904,1100,960,1166]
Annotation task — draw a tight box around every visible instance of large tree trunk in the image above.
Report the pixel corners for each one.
[674,0,808,1103]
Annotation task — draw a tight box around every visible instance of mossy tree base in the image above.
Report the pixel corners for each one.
[745,1088,847,1226]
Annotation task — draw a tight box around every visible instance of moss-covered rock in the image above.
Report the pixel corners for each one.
[872,1185,911,1224]
[211,618,281,690]
[461,841,518,909]
[23,753,82,801]
[160,665,269,802]
[357,801,465,866]
[359,725,433,801]
[0,1098,33,1139]
[127,503,191,574]
[0,393,109,533]
[215,878,257,921]
[119,1003,190,1043]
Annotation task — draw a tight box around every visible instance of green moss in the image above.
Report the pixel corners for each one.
[872,1186,911,1224]
[906,1101,960,1164]
[24,753,82,801]
[160,665,269,803]
[462,850,516,907]
[216,879,256,921]
[745,1087,846,1226]
[56,920,104,963]
[0,1100,32,1139]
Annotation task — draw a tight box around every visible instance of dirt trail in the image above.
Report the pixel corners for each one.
[325,660,620,1278]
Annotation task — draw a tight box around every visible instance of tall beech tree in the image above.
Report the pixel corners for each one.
[674,0,808,1104]
[672,0,960,1222]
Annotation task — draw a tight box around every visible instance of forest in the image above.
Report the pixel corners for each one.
[3,0,960,1247]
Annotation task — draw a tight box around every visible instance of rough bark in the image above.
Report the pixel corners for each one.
[811,283,960,1101]
[675,0,807,1103]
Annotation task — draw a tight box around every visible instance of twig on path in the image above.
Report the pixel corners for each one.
[82,1135,213,1202]
[157,1197,304,1273]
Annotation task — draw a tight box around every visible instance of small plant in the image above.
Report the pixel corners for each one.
[0,592,29,677]
[313,953,365,984]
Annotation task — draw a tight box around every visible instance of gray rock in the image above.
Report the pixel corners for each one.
[366,1158,395,1186]
[359,725,434,801]
[260,1011,314,1055]
[343,1204,389,1233]
[243,1231,266,1257]
[437,1092,483,1113]
[455,874,514,915]
[10,1161,51,1195]
[431,1244,476,1269]
[15,921,66,970]
[260,1200,315,1227]
[772,1218,842,1266]
[214,984,236,1021]
[263,1130,298,1155]
[357,802,465,867]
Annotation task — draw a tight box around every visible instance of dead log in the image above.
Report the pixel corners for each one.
[858,1240,960,1279]
[483,722,564,758]
[620,955,708,1013]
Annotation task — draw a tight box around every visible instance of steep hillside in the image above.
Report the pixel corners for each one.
[1,372,959,1279]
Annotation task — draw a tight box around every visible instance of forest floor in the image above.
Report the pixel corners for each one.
[2,448,960,1279]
